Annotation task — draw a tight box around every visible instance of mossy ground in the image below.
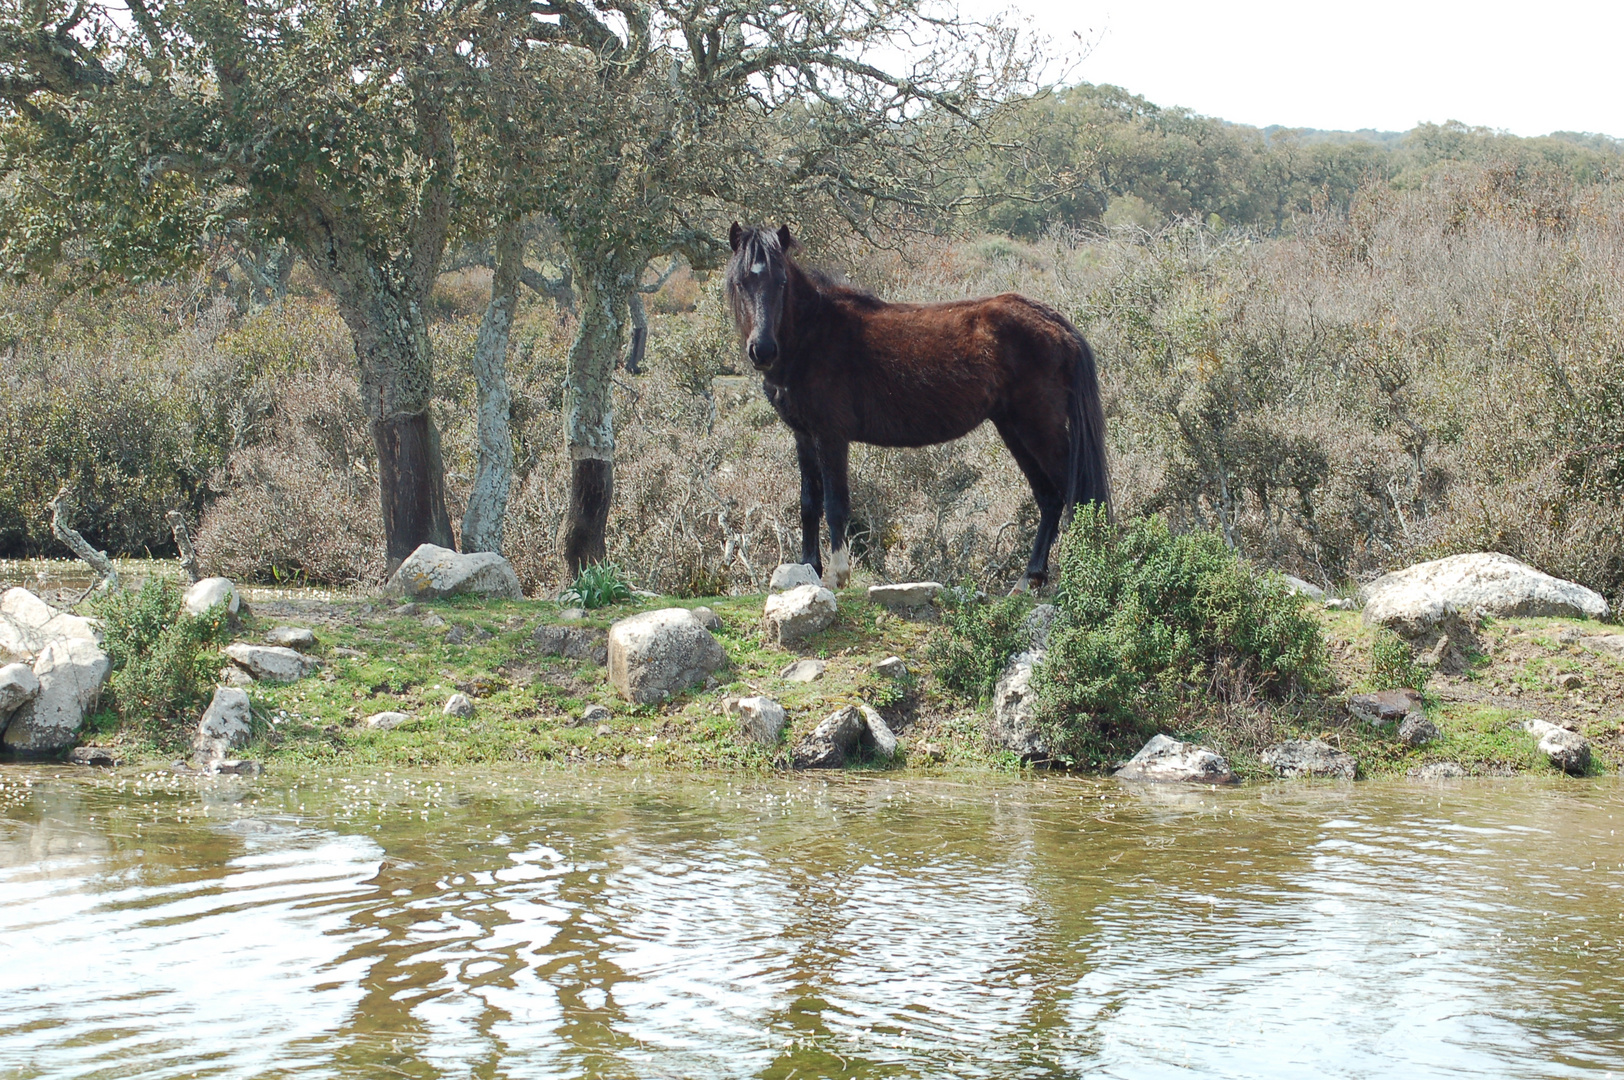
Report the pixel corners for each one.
[76,583,1624,782]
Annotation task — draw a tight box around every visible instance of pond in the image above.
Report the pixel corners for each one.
[2,767,1621,1079]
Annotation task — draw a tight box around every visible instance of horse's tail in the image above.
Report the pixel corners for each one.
[1064,329,1112,521]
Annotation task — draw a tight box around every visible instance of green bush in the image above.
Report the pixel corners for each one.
[927,583,1031,702]
[1370,628,1430,691]
[95,578,232,727]
[561,562,633,610]
[1034,508,1329,762]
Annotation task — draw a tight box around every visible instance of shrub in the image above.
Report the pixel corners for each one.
[1034,508,1329,762]
[562,562,633,609]
[927,584,1031,702]
[95,578,232,730]
[1370,628,1430,691]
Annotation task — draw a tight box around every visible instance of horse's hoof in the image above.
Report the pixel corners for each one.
[826,547,851,589]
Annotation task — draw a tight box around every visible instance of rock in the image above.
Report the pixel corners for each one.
[1114,734,1235,784]
[579,703,612,726]
[763,584,837,645]
[212,759,262,777]
[1325,598,1357,611]
[65,746,118,767]
[0,587,98,662]
[1280,574,1328,600]
[1,638,110,754]
[1583,634,1624,660]
[734,696,788,745]
[559,607,588,621]
[1398,712,1440,747]
[1524,718,1591,775]
[220,666,254,688]
[264,626,317,651]
[332,647,366,660]
[874,656,909,680]
[857,704,897,761]
[1409,761,1467,780]
[607,608,728,704]
[383,543,524,601]
[1348,688,1423,725]
[794,705,867,768]
[1555,671,1585,691]
[1023,604,1058,650]
[533,624,608,664]
[770,563,822,593]
[422,613,446,629]
[365,711,411,730]
[391,603,420,616]
[780,658,826,683]
[867,582,943,611]
[444,624,467,645]
[914,741,947,763]
[691,607,723,631]
[990,650,1049,760]
[443,693,476,717]
[192,686,252,766]
[595,723,613,736]
[224,643,316,683]
[183,577,240,619]
[1361,553,1609,633]
[0,662,41,717]
[1261,739,1356,778]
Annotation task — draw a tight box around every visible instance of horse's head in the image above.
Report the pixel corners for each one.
[725,222,795,372]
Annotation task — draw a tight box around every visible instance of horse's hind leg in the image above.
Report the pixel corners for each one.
[794,430,824,576]
[818,438,852,588]
[993,418,1065,593]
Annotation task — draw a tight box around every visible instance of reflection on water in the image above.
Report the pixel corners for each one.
[2,768,1622,1079]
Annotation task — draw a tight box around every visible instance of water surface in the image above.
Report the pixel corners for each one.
[3,767,1622,1079]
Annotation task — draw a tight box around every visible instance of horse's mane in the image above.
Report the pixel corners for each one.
[725,225,883,312]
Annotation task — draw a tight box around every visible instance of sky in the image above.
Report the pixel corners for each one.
[990,0,1624,138]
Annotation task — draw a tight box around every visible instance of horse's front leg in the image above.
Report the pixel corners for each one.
[819,439,852,588]
[794,431,824,577]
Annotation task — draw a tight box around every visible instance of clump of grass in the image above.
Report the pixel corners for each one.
[1370,628,1431,691]
[561,562,633,609]
[95,578,233,731]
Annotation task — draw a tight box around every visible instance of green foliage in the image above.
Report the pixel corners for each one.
[1034,508,1329,760]
[1370,629,1430,691]
[561,562,633,610]
[927,584,1031,702]
[95,579,232,725]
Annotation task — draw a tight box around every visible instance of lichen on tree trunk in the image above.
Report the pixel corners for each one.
[561,266,633,574]
[462,222,521,554]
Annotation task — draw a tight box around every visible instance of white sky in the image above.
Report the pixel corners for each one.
[993,0,1624,138]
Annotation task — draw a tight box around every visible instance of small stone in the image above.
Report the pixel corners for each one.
[224,643,317,683]
[559,607,588,621]
[595,724,612,736]
[690,607,723,631]
[579,703,612,725]
[1114,734,1235,784]
[874,656,909,680]
[763,584,838,645]
[365,711,411,730]
[1261,739,1356,779]
[1398,711,1440,747]
[1524,718,1591,775]
[332,647,365,660]
[65,745,118,767]
[1325,598,1357,611]
[914,741,946,763]
[1555,671,1585,690]
[423,614,447,629]
[444,623,466,644]
[193,686,252,766]
[1348,688,1423,725]
[264,626,317,651]
[184,577,240,619]
[443,693,476,717]
[391,603,420,616]
[0,661,41,716]
[867,582,943,611]
[212,759,262,776]
[769,563,822,593]
[780,658,826,683]
[734,696,788,745]
[1409,761,1467,780]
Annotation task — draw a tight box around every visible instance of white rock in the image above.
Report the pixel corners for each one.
[1114,734,1235,784]
[224,643,316,683]
[874,656,909,680]
[735,696,788,745]
[443,693,476,717]
[383,543,524,601]
[1361,553,1609,634]
[763,584,837,645]
[769,563,822,593]
[780,658,826,682]
[0,662,41,718]
[0,587,98,662]
[1,638,110,753]
[193,687,252,765]
[1524,718,1591,775]
[867,582,943,610]
[607,608,728,704]
[264,626,316,651]
[184,577,240,619]
[1280,574,1327,601]
[220,666,255,688]
[365,711,411,730]
[990,650,1049,760]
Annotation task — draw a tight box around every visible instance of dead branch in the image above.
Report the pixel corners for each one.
[50,489,119,593]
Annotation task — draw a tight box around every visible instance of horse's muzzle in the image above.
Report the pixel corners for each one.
[748,340,778,369]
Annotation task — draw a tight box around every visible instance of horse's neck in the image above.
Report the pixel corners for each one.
[782,264,836,358]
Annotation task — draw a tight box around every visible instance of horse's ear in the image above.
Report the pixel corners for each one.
[777,224,795,251]
[729,222,742,252]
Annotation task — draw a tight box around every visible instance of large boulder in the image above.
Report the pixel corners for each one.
[192,686,253,766]
[1261,739,1357,779]
[1,638,110,754]
[0,587,98,662]
[763,584,837,645]
[383,543,524,601]
[0,662,41,718]
[1114,734,1235,784]
[794,705,867,768]
[733,696,788,746]
[1361,553,1609,633]
[769,563,822,593]
[990,650,1049,760]
[1525,719,1591,776]
[607,608,728,704]
[184,577,240,619]
[224,643,317,683]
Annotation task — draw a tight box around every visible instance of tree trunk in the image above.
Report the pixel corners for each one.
[561,265,633,575]
[462,222,521,553]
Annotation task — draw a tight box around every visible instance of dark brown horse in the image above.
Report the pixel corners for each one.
[725,223,1110,592]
